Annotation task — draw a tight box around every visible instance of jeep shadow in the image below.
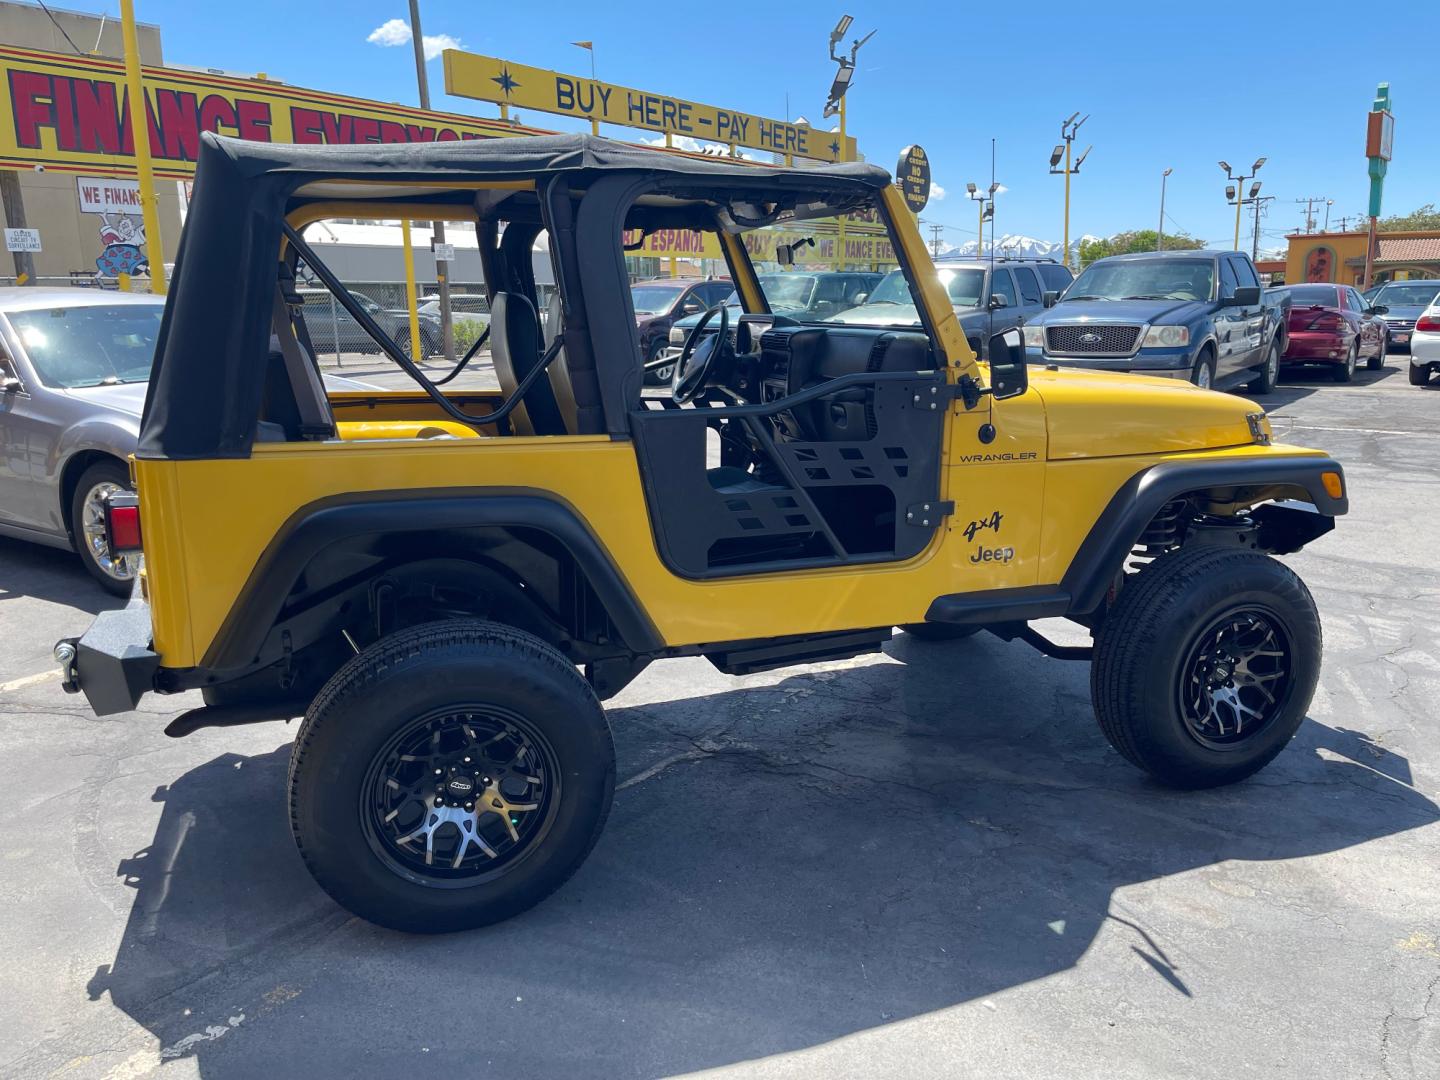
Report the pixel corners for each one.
[84,635,1436,1078]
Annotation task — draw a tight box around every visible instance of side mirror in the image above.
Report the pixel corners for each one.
[1369,304,1388,315]
[0,358,20,393]
[986,327,1028,400]
[988,292,1010,311]
[681,300,704,315]
[1231,285,1262,306]
[1042,290,1059,308]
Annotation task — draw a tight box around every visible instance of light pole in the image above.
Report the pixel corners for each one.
[1049,112,1090,271]
[824,15,874,270]
[407,0,452,361]
[1324,199,1334,231]
[966,182,996,257]
[1219,157,1266,251]
[1157,167,1173,251]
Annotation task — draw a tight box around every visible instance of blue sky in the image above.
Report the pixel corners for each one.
[106,0,1440,250]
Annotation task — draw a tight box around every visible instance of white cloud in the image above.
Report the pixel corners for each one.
[366,19,462,60]
[930,183,947,201]
[367,18,411,47]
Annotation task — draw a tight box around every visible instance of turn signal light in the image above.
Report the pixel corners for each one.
[1416,314,1440,332]
[1321,471,1344,500]
[104,494,143,552]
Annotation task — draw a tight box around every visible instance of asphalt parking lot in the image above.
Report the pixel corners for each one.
[1,360,1437,1079]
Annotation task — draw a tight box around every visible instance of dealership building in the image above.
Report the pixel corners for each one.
[1283,228,1440,288]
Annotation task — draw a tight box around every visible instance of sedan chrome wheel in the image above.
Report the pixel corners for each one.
[1179,609,1292,751]
[80,481,138,583]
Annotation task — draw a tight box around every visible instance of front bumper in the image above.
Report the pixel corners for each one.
[56,596,158,716]
[1026,345,1193,377]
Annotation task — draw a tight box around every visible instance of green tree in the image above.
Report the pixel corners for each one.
[1078,229,1204,267]
[1378,203,1440,231]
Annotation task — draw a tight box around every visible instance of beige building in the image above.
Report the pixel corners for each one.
[0,1,183,282]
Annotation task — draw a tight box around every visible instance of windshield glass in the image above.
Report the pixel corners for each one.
[1282,285,1339,306]
[1066,258,1214,302]
[938,267,985,308]
[1376,282,1440,307]
[631,284,687,314]
[8,303,163,388]
[760,274,817,308]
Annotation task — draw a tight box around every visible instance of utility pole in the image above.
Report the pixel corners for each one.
[407,0,453,362]
[0,171,36,285]
[1293,196,1326,234]
[1250,195,1275,262]
[1049,113,1090,271]
[928,223,944,258]
[1156,167,1172,251]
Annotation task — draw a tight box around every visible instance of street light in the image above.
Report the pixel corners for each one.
[967,183,996,257]
[1050,112,1090,271]
[1219,156,1266,251]
[1157,167,1173,251]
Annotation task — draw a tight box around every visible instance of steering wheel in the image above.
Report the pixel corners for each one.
[671,302,732,404]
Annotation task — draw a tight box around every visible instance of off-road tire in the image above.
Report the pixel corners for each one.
[1332,341,1357,383]
[1190,348,1217,390]
[288,619,614,933]
[1091,547,1321,789]
[1247,337,1281,395]
[900,622,981,642]
[1410,362,1432,387]
[69,459,136,596]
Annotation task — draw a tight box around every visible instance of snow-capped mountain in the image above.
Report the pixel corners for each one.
[939,233,1102,260]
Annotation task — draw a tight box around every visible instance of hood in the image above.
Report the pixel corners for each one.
[1040,298,1206,325]
[62,381,148,419]
[822,302,923,328]
[1380,304,1429,320]
[1027,367,1261,460]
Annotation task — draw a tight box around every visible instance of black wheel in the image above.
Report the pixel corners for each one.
[1247,337,1281,395]
[1190,348,1216,390]
[289,620,614,933]
[1409,362,1431,387]
[1332,340,1357,383]
[1091,547,1320,789]
[900,622,981,642]
[643,339,673,386]
[69,459,138,596]
[1366,335,1385,371]
[402,329,438,363]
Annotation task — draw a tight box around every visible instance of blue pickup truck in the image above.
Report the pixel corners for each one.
[1022,250,1289,394]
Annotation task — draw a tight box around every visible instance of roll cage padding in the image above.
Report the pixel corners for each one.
[1060,455,1347,615]
[198,489,663,672]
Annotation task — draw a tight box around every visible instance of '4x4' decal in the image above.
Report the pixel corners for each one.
[963,510,1003,543]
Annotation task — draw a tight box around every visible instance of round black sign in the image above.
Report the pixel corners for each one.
[896,144,931,213]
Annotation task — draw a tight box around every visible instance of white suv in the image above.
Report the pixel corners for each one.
[1409,296,1440,386]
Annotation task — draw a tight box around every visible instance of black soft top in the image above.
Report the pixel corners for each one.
[139,132,891,459]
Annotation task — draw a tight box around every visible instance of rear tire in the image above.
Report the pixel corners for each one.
[1366,334,1385,370]
[900,622,981,642]
[1091,547,1320,789]
[289,620,614,933]
[1410,362,1432,387]
[1247,337,1281,395]
[1332,340,1357,383]
[69,460,138,597]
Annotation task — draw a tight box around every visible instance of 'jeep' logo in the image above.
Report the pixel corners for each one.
[970,546,1015,564]
[1079,332,1102,344]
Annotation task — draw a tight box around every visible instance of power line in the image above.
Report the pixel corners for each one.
[35,0,86,56]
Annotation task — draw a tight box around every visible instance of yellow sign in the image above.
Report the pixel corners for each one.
[443,50,857,163]
[624,221,895,269]
[0,44,541,178]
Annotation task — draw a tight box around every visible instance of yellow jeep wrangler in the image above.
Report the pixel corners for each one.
[59,133,1347,933]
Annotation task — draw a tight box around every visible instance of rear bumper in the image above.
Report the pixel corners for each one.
[1284,331,1348,362]
[56,596,158,716]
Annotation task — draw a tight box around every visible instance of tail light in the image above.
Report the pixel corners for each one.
[103,491,143,553]
[1416,314,1440,332]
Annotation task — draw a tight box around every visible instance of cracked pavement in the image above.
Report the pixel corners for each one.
[1,362,1437,1078]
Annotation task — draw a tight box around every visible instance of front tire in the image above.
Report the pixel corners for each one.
[1091,547,1320,789]
[289,620,615,933]
[643,339,673,386]
[1247,337,1281,395]
[1190,348,1216,390]
[1333,340,1357,383]
[1366,334,1385,371]
[69,460,138,596]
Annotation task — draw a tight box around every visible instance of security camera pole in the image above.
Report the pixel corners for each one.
[408,0,453,362]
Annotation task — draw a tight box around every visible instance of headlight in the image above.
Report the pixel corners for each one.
[1022,325,1045,348]
[669,326,687,345]
[1143,325,1191,348]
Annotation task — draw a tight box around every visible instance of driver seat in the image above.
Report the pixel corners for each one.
[491,291,568,436]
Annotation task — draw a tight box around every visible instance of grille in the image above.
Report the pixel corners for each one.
[1385,318,1415,331]
[1046,324,1143,356]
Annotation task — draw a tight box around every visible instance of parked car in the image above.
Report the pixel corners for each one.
[631,278,732,380]
[1367,279,1440,354]
[0,287,374,594]
[1023,250,1289,393]
[298,287,440,360]
[823,257,1073,359]
[419,293,490,331]
[1407,294,1440,386]
[1274,283,1387,381]
[658,271,882,380]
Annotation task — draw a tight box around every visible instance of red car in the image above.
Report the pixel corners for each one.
[1279,283,1387,382]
